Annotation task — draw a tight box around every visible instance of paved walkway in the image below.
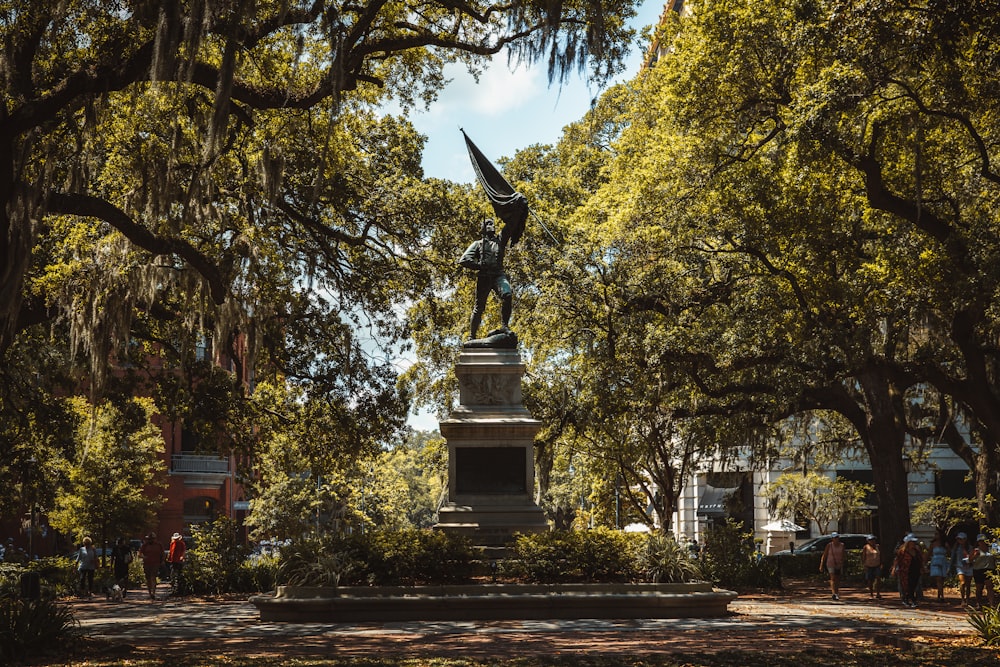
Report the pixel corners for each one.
[64,582,978,659]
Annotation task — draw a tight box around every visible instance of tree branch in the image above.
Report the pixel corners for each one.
[46,192,228,305]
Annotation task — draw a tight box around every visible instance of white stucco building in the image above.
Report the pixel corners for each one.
[671,442,974,554]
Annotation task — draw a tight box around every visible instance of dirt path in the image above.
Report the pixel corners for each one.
[60,578,980,661]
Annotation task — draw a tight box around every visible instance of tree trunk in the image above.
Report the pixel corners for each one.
[817,367,912,550]
[0,140,29,354]
[533,439,552,507]
[938,417,1000,527]
[974,447,1000,526]
[864,421,911,548]
[949,308,1000,525]
[857,369,912,549]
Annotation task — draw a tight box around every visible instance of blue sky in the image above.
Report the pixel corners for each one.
[406,1,665,184]
[398,1,664,429]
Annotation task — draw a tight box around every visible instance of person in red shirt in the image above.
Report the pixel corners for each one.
[137,533,164,600]
[167,533,187,595]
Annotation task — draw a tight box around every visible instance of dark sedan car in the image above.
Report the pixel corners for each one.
[773,533,870,555]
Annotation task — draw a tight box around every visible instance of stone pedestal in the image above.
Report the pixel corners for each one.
[434,348,548,545]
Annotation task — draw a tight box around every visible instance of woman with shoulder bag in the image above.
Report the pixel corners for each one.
[972,534,997,609]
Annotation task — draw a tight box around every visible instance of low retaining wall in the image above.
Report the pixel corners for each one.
[250,582,737,622]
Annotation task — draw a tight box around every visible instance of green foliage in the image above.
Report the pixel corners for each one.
[773,552,824,579]
[968,605,1000,646]
[0,598,79,663]
[277,530,476,588]
[48,396,166,545]
[276,528,709,588]
[244,380,401,543]
[911,496,983,534]
[183,518,252,595]
[26,558,79,599]
[365,434,448,530]
[700,521,780,589]
[500,529,644,583]
[0,557,91,601]
[236,554,281,594]
[349,530,476,586]
[487,0,1000,543]
[767,473,873,535]
[277,537,362,588]
[0,336,77,525]
[637,532,703,583]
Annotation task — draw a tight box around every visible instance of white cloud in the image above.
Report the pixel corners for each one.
[414,57,544,122]
[383,0,666,183]
[467,61,543,115]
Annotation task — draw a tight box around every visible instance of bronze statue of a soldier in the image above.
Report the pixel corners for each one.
[458,218,512,341]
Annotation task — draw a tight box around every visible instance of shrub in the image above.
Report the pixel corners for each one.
[184,518,252,595]
[278,537,362,588]
[1,558,80,600]
[499,531,572,583]
[234,553,280,593]
[638,532,704,583]
[969,605,1000,645]
[0,564,22,599]
[0,598,79,663]
[500,529,642,583]
[700,519,780,589]
[277,530,476,587]
[348,530,476,585]
[40,557,80,597]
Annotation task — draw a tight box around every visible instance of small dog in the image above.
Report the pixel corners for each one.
[107,584,124,602]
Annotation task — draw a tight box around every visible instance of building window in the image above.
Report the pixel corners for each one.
[836,469,879,536]
[836,469,878,505]
[183,496,216,522]
[181,426,200,453]
[935,470,975,498]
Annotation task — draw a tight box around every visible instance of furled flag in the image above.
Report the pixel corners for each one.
[461,129,529,247]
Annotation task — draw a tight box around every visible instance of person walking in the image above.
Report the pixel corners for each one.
[952,532,974,606]
[138,533,164,600]
[971,534,996,609]
[820,532,846,600]
[110,537,132,599]
[892,534,923,608]
[927,530,950,602]
[76,536,98,597]
[861,535,883,599]
[167,532,187,595]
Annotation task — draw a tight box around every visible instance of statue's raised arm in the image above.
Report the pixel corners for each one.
[458,131,545,349]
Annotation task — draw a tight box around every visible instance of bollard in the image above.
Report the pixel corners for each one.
[19,571,41,600]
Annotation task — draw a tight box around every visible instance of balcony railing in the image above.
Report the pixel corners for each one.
[171,454,230,475]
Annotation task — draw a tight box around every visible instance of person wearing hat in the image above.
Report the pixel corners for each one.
[167,532,187,596]
[971,534,996,609]
[952,532,974,606]
[861,535,883,599]
[891,534,923,608]
[819,532,846,600]
[927,529,951,602]
[138,532,165,600]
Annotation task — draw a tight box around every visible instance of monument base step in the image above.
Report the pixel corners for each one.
[434,504,548,545]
